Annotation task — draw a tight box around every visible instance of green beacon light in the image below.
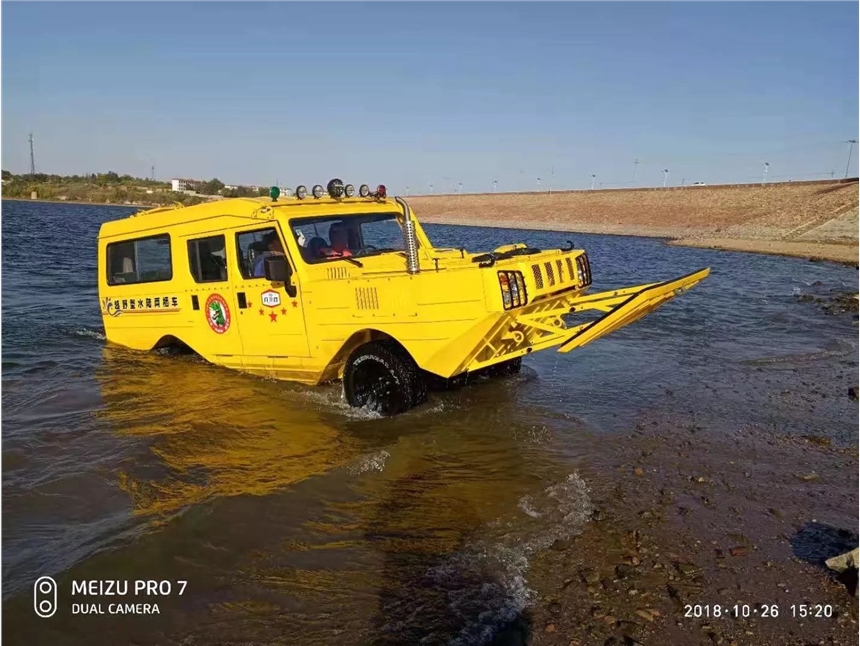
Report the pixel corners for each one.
[269,186,280,202]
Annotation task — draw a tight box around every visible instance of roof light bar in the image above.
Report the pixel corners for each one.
[327,178,345,198]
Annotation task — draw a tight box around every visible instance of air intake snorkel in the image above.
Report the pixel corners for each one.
[395,196,420,275]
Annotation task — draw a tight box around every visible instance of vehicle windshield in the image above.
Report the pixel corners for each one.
[291,213,406,263]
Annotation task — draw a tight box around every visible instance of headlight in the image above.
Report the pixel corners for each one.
[295,185,308,199]
[498,270,527,310]
[359,184,371,197]
[575,253,592,287]
[312,184,324,199]
[344,183,355,197]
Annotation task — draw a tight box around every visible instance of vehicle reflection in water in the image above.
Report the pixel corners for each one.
[6,346,595,645]
[94,345,365,522]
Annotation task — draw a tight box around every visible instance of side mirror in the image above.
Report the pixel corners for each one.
[264,255,297,297]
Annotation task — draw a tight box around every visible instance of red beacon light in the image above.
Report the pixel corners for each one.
[375,184,387,198]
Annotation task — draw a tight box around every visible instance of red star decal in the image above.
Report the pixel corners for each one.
[269,311,278,323]
[247,301,252,308]
[291,300,298,308]
[281,308,287,315]
[259,308,265,316]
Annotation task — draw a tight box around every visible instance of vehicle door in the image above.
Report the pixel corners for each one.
[182,232,244,368]
[231,224,310,371]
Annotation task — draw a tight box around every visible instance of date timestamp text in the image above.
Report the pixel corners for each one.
[684,604,833,619]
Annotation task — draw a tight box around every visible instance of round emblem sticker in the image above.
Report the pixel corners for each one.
[205,294,231,334]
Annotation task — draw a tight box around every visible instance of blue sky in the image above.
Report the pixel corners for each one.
[3,2,858,193]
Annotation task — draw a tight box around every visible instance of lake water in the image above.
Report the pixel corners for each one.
[2,200,857,644]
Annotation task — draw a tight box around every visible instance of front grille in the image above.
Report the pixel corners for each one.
[566,256,575,281]
[556,259,564,282]
[532,264,543,289]
[544,261,555,286]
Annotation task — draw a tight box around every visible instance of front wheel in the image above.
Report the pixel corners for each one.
[484,356,522,377]
[343,341,427,415]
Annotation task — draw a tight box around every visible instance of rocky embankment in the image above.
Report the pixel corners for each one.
[409,179,859,264]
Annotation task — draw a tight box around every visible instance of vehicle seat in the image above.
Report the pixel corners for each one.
[306,237,327,259]
[247,240,267,276]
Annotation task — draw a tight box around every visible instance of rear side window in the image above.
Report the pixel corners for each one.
[107,235,172,285]
[188,235,228,283]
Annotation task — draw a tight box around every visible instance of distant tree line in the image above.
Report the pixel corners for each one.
[1,170,274,206]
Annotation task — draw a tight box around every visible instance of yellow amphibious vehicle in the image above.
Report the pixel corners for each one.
[98,179,710,415]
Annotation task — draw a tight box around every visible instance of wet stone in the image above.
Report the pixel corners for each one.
[616,563,636,579]
[581,568,601,585]
[677,562,700,577]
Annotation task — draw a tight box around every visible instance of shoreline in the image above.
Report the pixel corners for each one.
[2,197,154,208]
[6,196,857,265]
[420,215,859,265]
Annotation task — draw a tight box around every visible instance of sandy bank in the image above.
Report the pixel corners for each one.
[670,237,859,264]
[410,179,859,264]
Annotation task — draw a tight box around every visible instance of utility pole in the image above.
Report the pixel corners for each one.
[633,159,639,186]
[550,165,554,194]
[590,174,596,190]
[845,139,857,178]
[151,165,155,181]
[662,168,669,188]
[492,179,498,193]
[761,162,769,186]
[28,133,35,176]
[457,182,462,195]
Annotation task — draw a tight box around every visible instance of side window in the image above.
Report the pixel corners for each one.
[187,235,228,283]
[235,228,284,279]
[107,234,172,285]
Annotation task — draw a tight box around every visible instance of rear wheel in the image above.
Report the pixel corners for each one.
[343,341,427,415]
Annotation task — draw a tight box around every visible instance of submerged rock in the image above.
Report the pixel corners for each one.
[826,547,859,573]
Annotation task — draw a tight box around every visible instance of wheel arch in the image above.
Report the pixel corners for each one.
[319,329,412,383]
[151,334,200,356]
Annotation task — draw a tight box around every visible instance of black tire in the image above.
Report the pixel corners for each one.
[343,341,426,415]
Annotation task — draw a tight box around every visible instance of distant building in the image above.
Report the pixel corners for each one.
[171,178,196,192]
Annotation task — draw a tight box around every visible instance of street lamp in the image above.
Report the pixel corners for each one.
[590,174,596,190]
[662,168,669,188]
[536,177,541,189]
[762,162,769,186]
[429,182,434,194]
[633,159,639,186]
[492,179,498,193]
[845,139,857,179]
[458,182,462,195]
[405,186,409,196]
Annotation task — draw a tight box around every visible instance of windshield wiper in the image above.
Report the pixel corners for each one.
[336,256,363,267]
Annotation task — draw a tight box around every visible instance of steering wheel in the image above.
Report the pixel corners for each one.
[353,245,378,257]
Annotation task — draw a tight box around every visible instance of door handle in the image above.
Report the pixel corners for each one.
[237,292,247,309]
